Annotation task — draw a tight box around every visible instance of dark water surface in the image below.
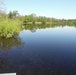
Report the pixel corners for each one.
[0,26,76,75]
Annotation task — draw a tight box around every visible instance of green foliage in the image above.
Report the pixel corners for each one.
[24,14,37,24]
[1,11,76,39]
[8,10,19,19]
[0,19,21,38]
[8,11,13,19]
[23,14,76,26]
[35,22,42,24]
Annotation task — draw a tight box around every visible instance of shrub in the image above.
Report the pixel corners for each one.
[0,19,21,38]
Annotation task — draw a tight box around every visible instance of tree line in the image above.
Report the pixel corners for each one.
[23,14,76,26]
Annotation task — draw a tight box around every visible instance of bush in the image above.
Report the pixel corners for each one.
[0,19,21,38]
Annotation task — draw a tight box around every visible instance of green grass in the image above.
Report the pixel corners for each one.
[0,19,21,38]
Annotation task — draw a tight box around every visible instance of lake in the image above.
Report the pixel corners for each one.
[0,25,76,75]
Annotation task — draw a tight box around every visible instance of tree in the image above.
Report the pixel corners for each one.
[8,11,13,19]
[13,10,19,17]
[0,0,5,13]
[8,10,19,19]
[0,0,3,12]
[0,0,6,19]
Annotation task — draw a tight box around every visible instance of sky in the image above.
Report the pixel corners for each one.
[4,0,76,19]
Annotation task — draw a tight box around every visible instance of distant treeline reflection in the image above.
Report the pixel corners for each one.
[23,24,76,32]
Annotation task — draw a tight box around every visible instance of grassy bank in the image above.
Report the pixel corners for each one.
[0,19,21,38]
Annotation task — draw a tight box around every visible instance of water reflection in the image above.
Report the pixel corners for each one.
[0,36,24,73]
[24,24,59,32]
[24,24,74,33]
[0,37,23,50]
[0,25,76,75]
[0,57,10,73]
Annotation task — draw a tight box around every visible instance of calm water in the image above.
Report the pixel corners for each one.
[0,26,76,75]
